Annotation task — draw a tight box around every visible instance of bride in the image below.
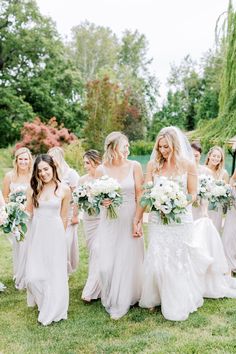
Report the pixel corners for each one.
[133,126,236,322]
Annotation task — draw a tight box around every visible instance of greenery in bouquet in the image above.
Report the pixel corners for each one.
[193,174,213,208]
[72,184,98,216]
[208,180,235,213]
[0,202,29,241]
[140,178,189,225]
[89,176,123,219]
[9,187,27,205]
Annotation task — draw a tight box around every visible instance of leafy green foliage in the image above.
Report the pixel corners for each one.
[194,1,236,148]
[0,0,85,145]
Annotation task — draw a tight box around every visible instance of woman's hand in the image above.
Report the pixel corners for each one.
[102,199,112,208]
[133,220,143,238]
[70,215,79,225]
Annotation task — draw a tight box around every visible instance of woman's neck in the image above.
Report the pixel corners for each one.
[109,158,125,167]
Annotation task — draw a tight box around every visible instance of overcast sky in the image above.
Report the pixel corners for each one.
[36,0,232,100]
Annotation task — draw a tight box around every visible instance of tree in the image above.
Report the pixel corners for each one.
[0,0,85,145]
[194,1,236,149]
[69,21,119,81]
[83,76,127,151]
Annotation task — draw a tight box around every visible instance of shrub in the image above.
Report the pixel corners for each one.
[130,140,154,155]
[16,117,77,154]
[64,140,85,175]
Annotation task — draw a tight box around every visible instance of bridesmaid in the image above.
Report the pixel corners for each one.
[25,154,70,326]
[79,150,102,302]
[48,147,80,274]
[222,169,236,273]
[205,146,229,233]
[95,132,144,320]
[191,142,212,220]
[2,147,33,289]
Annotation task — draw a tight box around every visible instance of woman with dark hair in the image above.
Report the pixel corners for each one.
[25,154,71,326]
[79,150,102,302]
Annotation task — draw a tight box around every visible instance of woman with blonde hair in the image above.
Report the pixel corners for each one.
[79,150,102,302]
[205,146,229,233]
[134,126,236,321]
[2,147,33,289]
[48,146,80,274]
[95,132,144,320]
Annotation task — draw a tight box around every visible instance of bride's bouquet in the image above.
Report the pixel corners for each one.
[72,183,98,216]
[89,176,123,219]
[193,174,213,208]
[140,177,189,225]
[0,202,29,241]
[9,187,27,205]
[208,180,234,213]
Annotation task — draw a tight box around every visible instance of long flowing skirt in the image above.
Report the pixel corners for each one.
[222,208,236,272]
[25,216,69,326]
[98,203,144,319]
[82,214,101,300]
[139,212,212,321]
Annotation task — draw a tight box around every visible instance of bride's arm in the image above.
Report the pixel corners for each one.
[133,160,154,237]
[187,161,198,203]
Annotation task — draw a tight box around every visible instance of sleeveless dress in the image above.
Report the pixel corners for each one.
[97,162,144,319]
[82,212,101,300]
[207,169,227,234]
[9,181,29,290]
[62,168,80,274]
[139,173,212,321]
[222,195,236,273]
[25,193,69,326]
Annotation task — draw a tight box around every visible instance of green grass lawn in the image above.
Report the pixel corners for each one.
[1,230,236,354]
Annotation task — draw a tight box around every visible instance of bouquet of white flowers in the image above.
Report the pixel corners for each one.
[193,174,213,208]
[89,175,123,219]
[72,183,98,216]
[140,177,189,225]
[208,180,234,212]
[0,202,29,241]
[9,187,27,205]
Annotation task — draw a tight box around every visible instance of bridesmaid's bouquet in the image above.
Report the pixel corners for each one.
[9,187,27,205]
[72,184,98,216]
[140,177,189,224]
[89,176,123,219]
[193,174,213,208]
[0,202,29,241]
[208,180,234,213]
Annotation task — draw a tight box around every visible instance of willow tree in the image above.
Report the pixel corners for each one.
[194,1,236,149]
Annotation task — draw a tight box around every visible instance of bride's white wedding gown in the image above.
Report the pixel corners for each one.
[140,174,236,321]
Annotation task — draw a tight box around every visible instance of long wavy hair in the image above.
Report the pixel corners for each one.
[31,154,60,208]
[153,127,182,173]
[13,147,33,179]
[83,150,101,167]
[103,132,128,165]
[205,146,225,177]
[47,146,70,179]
